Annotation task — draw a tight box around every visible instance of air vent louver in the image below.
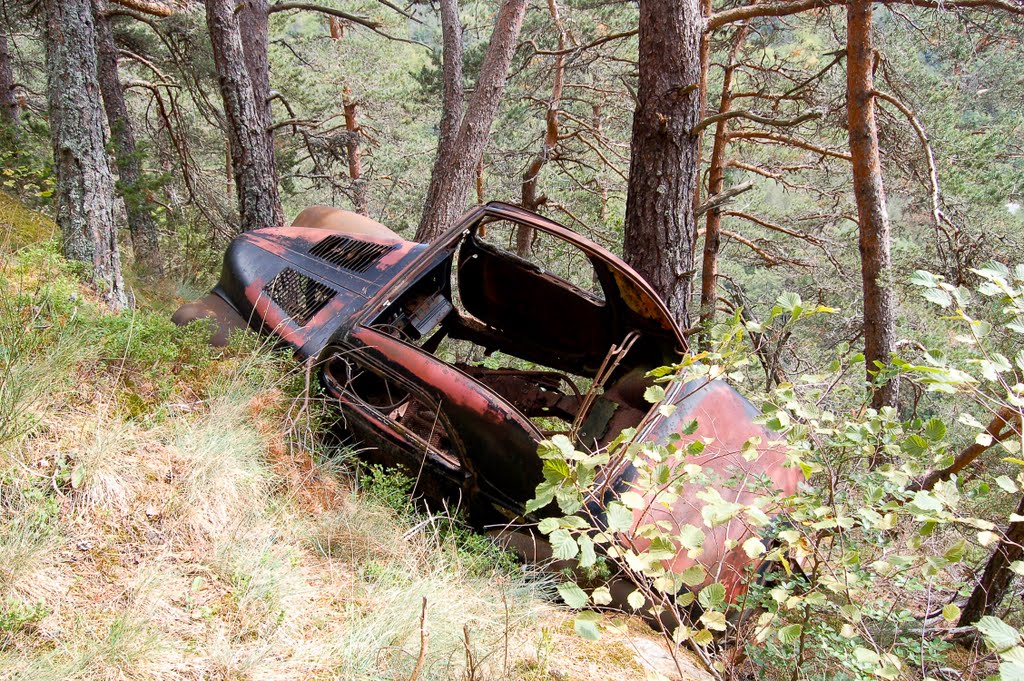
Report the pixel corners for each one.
[263,268,335,326]
[309,234,396,273]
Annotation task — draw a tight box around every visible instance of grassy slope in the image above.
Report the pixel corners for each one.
[0,194,705,681]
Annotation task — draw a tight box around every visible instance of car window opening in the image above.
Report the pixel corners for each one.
[355,220,661,456]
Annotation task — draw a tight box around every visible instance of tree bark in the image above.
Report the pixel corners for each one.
[206,0,283,232]
[518,0,566,255]
[0,32,19,134]
[698,23,750,341]
[847,0,898,410]
[416,0,464,241]
[623,0,703,329]
[415,0,527,243]
[959,492,1024,626]
[343,89,368,215]
[93,0,163,275]
[45,0,128,310]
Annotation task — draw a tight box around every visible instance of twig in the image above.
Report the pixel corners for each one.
[409,597,429,681]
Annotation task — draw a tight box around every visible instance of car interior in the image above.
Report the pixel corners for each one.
[320,215,677,477]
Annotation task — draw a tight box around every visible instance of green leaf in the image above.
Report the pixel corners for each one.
[698,582,726,609]
[606,502,633,533]
[550,529,579,560]
[619,491,646,510]
[574,611,602,641]
[578,534,597,568]
[644,384,666,404]
[742,537,767,558]
[910,270,940,288]
[678,524,705,551]
[537,517,560,534]
[680,564,707,586]
[700,610,728,631]
[626,590,646,610]
[942,604,961,622]
[777,623,803,644]
[70,464,86,490]
[558,581,589,609]
[924,418,947,441]
[776,292,803,313]
[978,616,1022,653]
[997,476,1019,494]
[923,288,953,307]
[591,586,612,606]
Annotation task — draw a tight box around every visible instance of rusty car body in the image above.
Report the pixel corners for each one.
[173,202,800,601]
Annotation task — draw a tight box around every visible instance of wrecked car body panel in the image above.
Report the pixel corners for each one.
[174,202,799,601]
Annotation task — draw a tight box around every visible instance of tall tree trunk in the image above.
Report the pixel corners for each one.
[343,89,368,215]
[959,493,1024,626]
[415,0,527,243]
[518,0,566,256]
[45,0,128,310]
[206,0,283,232]
[847,0,897,410]
[623,0,703,328]
[698,23,750,341]
[417,0,464,240]
[93,0,163,275]
[0,32,19,134]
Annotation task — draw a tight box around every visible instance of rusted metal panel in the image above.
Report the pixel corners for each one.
[631,378,800,602]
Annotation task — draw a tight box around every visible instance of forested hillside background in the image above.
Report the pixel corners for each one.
[2,0,1024,679]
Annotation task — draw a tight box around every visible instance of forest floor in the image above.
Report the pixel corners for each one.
[0,193,709,680]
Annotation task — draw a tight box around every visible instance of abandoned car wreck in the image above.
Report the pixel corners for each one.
[173,202,800,603]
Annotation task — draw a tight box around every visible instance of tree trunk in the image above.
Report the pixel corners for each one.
[93,0,163,275]
[623,0,703,329]
[959,493,1024,626]
[518,0,566,256]
[343,90,368,215]
[0,32,19,134]
[45,0,128,310]
[698,23,750,341]
[206,0,283,232]
[847,0,897,410]
[417,0,464,240]
[415,0,527,243]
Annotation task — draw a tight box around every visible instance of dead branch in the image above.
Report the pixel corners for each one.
[410,596,429,681]
[695,181,754,217]
[267,2,380,28]
[871,89,944,230]
[693,108,821,135]
[719,229,780,265]
[912,406,1023,492]
[709,0,1024,32]
[728,130,853,161]
[110,0,174,17]
[524,29,637,56]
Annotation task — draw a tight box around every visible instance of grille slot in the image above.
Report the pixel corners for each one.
[308,234,396,273]
[263,268,335,326]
